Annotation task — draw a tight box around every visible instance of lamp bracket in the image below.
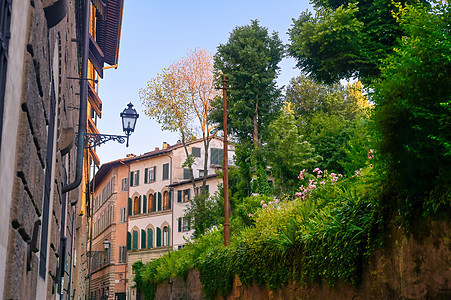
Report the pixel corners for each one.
[80,132,127,149]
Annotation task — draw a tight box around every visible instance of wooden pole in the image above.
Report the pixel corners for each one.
[222,76,230,246]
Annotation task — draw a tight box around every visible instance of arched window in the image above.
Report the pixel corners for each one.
[163,191,169,210]
[133,197,139,215]
[163,226,169,247]
[148,194,154,212]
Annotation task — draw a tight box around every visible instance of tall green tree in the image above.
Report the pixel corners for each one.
[288,0,429,85]
[213,20,285,147]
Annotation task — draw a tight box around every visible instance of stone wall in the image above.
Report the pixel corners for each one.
[2,0,80,299]
[152,221,451,300]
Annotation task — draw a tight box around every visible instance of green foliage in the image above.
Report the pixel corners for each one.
[288,0,428,85]
[265,104,320,194]
[212,19,284,145]
[185,193,223,238]
[134,166,384,299]
[373,2,451,216]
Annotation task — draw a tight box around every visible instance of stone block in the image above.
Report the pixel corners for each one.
[22,53,48,163]
[22,252,39,300]
[3,228,27,300]
[10,176,39,242]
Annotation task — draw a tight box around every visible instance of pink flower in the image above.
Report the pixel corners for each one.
[262,203,268,208]
[260,200,265,205]
[369,149,373,154]
[299,169,306,180]
[274,198,279,203]
[269,201,274,205]
[330,173,336,177]
[309,179,314,185]
[317,174,322,178]
[320,181,326,185]
[318,170,323,174]
[338,174,343,177]
[295,192,303,198]
[248,213,253,217]
[313,167,320,173]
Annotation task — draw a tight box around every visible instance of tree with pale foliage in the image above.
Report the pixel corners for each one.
[139,49,219,191]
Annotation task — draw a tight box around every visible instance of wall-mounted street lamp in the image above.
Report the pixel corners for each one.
[103,239,110,251]
[84,102,139,149]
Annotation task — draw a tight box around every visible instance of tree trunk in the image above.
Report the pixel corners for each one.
[181,132,196,191]
[253,95,259,148]
[202,136,211,193]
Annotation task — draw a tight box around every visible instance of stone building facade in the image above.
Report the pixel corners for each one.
[0,0,124,299]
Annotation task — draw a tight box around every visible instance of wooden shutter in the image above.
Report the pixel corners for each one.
[153,193,157,212]
[168,191,172,210]
[132,230,138,250]
[187,189,191,201]
[153,166,157,182]
[128,198,132,216]
[143,195,147,213]
[127,232,131,250]
[147,228,153,248]
[163,163,169,180]
[158,192,162,211]
[141,229,146,249]
[136,170,140,185]
[138,195,141,214]
[183,168,191,180]
[177,190,182,202]
[178,218,182,232]
[130,171,134,187]
[156,227,161,247]
[144,168,148,183]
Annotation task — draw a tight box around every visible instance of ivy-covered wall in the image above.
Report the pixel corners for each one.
[152,221,450,300]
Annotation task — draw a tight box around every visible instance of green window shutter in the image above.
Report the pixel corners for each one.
[143,195,147,213]
[178,190,182,202]
[128,198,132,216]
[192,147,201,157]
[144,168,148,183]
[132,230,138,250]
[153,193,157,212]
[156,227,161,247]
[178,218,182,232]
[187,189,191,201]
[127,232,131,250]
[141,229,146,249]
[158,192,162,211]
[147,228,153,248]
[206,185,209,195]
[183,168,191,180]
[168,191,172,210]
[130,171,134,187]
[136,170,140,186]
[162,163,169,180]
[138,195,141,214]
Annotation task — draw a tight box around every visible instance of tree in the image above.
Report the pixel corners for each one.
[140,49,219,191]
[266,103,320,195]
[373,2,451,200]
[287,0,429,85]
[213,20,285,147]
[286,76,372,175]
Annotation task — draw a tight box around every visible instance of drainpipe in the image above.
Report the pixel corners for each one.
[62,0,90,196]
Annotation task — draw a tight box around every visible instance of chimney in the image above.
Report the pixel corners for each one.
[126,153,135,158]
[155,147,159,151]
[162,142,168,150]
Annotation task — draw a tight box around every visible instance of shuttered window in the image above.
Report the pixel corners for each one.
[132,230,138,250]
[119,246,127,263]
[142,195,147,213]
[141,229,146,249]
[177,190,182,202]
[210,148,224,165]
[121,178,128,191]
[192,147,201,157]
[183,168,192,180]
[158,192,162,211]
[127,232,131,250]
[156,227,161,247]
[162,163,169,180]
[144,168,148,183]
[147,228,153,248]
[128,198,132,216]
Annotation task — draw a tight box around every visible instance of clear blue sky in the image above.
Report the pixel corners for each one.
[96,0,313,164]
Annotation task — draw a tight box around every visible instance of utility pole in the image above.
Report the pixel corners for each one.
[217,75,230,246]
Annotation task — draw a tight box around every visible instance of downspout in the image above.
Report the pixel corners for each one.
[62,0,90,196]
[164,151,174,250]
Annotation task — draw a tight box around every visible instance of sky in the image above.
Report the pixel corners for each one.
[96,0,313,164]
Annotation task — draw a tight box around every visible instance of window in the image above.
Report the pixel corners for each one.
[149,166,156,182]
[120,207,126,222]
[156,227,161,247]
[0,0,12,151]
[127,232,131,250]
[192,147,201,157]
[210,148,224,165]
[199,170,207,177]
[183,189,190,202]
[130,170,140,187]
[163,226,169,247]
[147,228,153,248]
[133,197,140,215]
[162,163,169,180]
[163,191,170,210]
[148,194,155,212]
[132,230,138,250]
[121,178,128,191]
[183,168,192,180]
[119,246,127,263]
[141,229,146,249]
[178,217,191,232]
